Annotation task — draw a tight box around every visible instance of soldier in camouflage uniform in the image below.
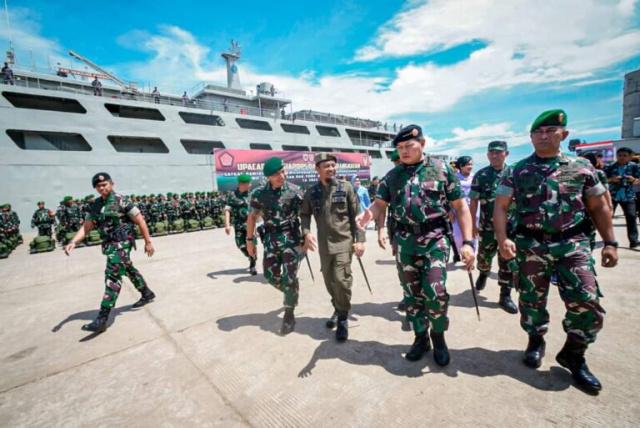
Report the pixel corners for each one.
[468,140,517,314]
[65,172,156,333]
[358,125,476,366]
[494,109,618,394]
[31,201,56,237]
[247,157,304,335]
[225,174,259,275]
[582,152,613,251]
[5,204,21,245]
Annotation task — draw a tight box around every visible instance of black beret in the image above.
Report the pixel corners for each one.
[92,172,111,187]
[392,124,423,147]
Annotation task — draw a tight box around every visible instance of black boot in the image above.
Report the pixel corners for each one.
[82,307,111,333]
[397,300,407,311]
[280,307,296,335]
[522,335,545,368]
[325,311,338,329]
[405,331,431,361]
[499,291,518,314]
[133,287,156,308]
[475,272,489,291]
[336,312,349,342]
[249,258,257,276]
[556,338,602,394]
[430,331,450,366]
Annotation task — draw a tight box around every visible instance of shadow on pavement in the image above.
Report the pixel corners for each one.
[52,304,136,341]
[450,288,501,310]
[207,268,251,280]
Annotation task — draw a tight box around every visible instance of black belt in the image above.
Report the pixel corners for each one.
[395,217,447,234]
[515,221,591,242]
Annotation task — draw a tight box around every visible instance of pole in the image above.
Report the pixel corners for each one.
[468,271,481,321]
[357,256,373,295]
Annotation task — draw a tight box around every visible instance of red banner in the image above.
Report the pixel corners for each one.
[214,149,371,191]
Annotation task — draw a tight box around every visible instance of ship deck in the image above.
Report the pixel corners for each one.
[0,217,638,427]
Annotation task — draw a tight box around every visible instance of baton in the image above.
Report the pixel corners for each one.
[468,271,481,321]
[357,256,373,295]
[305,253,315,283]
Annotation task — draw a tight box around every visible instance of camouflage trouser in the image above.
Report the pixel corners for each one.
[396,235,450,334]
[37,225,53,238]
[234,226,257,262]
[263,233,301,308]
[100,241,147,309]
[515,235,604,345]
[477,227,513,293]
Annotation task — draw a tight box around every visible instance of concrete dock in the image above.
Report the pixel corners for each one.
[0,218,638,427]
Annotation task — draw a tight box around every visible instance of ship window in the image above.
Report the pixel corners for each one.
[282,145,310,151]
[311,146,334,152]
[7,130,92,151]
[341,149,354,153]
[368,151,382,159]
[107,136,169,153]
[250,143,272,150]
[316,126,340,137]
[3,92,87,113]
[236,119,272,131]
[281,124,310,135]
[180,139,225,154]
[105,104,165,121]
[179,112,225,126]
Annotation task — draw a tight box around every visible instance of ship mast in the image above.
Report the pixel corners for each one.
[221,40,242,90]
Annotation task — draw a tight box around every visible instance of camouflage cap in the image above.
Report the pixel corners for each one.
[264,157,285,176]
[530,109,567,132]
[314,152,337,165]
[392,124,423,147]
[390,149,399,162]
[238,174,252,183]
[488,140,508,151]
[63,196,73,202]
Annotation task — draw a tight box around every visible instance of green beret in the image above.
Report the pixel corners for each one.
[238,174,252,183]
[63,196,73,202]
[530,109,567,132]
[314,152,337,165]
[390,149,399,162]
[392,124,423,147]
[37,201,45,205]
[264,157,284,176]
[488,140,508,151]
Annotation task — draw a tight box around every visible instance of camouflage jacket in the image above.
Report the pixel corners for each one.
[497,153,605,233]
[65,204,83,227]
[376,156,463,255]
[250,181,304,233]
[86,192,140,245]
[604,161,640,202]
[32,208,55,228]
[468,165,509,230]
[225,188,251,228]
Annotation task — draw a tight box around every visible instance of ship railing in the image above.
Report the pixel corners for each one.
[289,110,381,129]
[349,138,391,148]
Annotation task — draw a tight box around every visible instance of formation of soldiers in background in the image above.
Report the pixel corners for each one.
[0,191,231,258]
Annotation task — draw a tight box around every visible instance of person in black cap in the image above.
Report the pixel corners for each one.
[65,172,156,333]
[357,124,476,366]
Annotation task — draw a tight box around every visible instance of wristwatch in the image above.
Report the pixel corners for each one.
[603,241,618,248]
[462,240,475,249]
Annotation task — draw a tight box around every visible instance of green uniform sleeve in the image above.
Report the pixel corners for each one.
[300,187,313,237]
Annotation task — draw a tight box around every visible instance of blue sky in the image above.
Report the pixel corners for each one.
[2,0,640,166]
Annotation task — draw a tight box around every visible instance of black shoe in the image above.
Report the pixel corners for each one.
[499,292,518,314]
[249,266,258,276]
[475,272,488,291]
[82,307,111,333]
[280,307,296,335]
[522,335,545,368]
[336,313,349,342]
[405,332,431,361]
[132,288,156,308]
[556,339,602,394]
[325,311,338,329]
[630,242,640,249]
[430,331,450,366]
[397,300,407,311]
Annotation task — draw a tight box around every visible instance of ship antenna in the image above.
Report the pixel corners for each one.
[4,0,14,62]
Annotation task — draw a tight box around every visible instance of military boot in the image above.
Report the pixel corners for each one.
[556,338,602,394]
[522,335,545,368]
[280,307,296,335]
[430,330,450,366]
[249,258,257,276]
[397,299,407,311]
[132,287,156,309]
[498,290,518,314]
[405,331,431,361]
[325,310,338,329]
[82,307,111,333]
[336,312,349,342]
[475,272,489,291]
